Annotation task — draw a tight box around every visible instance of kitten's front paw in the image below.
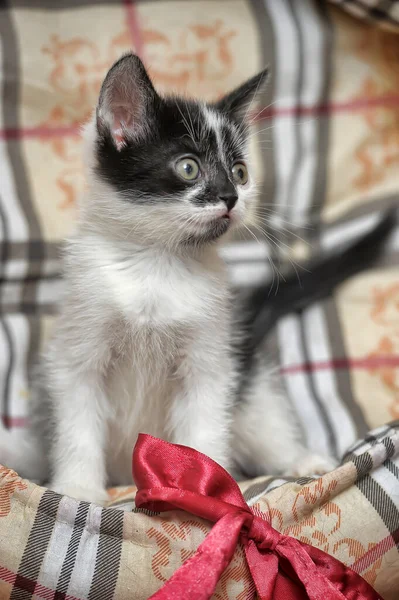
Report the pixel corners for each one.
[49,482,109,505]
[288,453,338,478]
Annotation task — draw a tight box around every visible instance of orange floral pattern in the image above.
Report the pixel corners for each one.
[368,283,399,419]
[333,539,383,587]
[0,467,27,518]
[351,29,399,192]
[253,478,341,554]
[143,19,236,99]
[250,474,383,587]
[146,516,253,599]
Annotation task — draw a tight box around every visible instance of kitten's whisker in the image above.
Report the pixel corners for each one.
[253,211,313,228]
[241,222,262,246]
[251,222,310,282]
[252,216,314,243]
[248,100,277,126]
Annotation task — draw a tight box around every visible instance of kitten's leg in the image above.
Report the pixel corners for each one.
[167,342,232,469]
[233,361,337,477]
[48,371,109,505]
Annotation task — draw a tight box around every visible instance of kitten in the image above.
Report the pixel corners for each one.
[0,54,353,502]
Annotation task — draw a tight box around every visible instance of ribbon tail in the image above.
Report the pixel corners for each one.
[244,540,279,600]
[276,538,358,600]
[148,512,247,600]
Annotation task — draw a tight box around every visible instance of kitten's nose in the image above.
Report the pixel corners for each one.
[219,192,238,212]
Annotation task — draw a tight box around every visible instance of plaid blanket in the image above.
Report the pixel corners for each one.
[0,0,399,598]
[1,0,398,462]
[0,422,398,599]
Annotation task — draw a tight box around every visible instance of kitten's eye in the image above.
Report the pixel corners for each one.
[232,162,248,185]
[175,158,200,181]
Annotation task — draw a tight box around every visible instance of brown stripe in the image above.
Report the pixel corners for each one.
[0,318,14,429]
[0,196,10,280]
[0,242,60,263]
[323,297,369,439]
[243,477,279,502]
[26,316,41,404]
[1,302,58,315]
[87,508,124,600]
[10,490,61,600]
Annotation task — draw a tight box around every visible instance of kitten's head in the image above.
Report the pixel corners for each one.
[85,53,267,248]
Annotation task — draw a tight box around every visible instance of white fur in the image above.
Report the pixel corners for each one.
[39,111,252,503]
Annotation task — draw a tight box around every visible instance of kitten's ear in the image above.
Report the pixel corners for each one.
[96,53,157,149]
[216,69,269,122]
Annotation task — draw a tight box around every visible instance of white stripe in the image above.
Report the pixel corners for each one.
[3,259,28,279]
[289,0,326,225]
[265,0,299,225]
[37,278,64,307]
[321,211,382,251]
[0,141,29,244]
[35,496,80,595]
[228,262,272,287]
[303,304,357,456]
[370,467,399,511]
[221,241,273,286]
[67,504,102,598]
[4,315,29,422]
[220,240,270,262]
[277,314,331,455]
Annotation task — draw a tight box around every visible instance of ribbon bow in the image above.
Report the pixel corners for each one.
[133,434,382,600]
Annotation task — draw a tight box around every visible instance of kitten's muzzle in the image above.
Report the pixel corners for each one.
[217,178,238,212]
[219,192,238,213]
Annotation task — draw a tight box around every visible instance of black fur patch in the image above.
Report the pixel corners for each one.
[95,97,247,206]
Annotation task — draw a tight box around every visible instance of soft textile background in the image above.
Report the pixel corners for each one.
[0,1,399,598]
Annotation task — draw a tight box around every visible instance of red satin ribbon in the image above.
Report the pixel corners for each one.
[133,434,383,600]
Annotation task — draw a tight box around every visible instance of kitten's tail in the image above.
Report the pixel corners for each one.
[243,209,397,351]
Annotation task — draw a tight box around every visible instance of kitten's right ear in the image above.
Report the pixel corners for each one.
[96,53,157,149]
[215,68,269,123]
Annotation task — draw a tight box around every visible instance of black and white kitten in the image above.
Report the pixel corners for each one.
[1,53,367,503]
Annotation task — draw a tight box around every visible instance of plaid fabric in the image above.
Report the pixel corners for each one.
[329,0,399,30]
[0,422,398,599]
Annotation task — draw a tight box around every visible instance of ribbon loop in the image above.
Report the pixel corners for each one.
[133,434,382,600]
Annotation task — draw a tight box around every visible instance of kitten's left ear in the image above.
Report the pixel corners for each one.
[215,68,269,122]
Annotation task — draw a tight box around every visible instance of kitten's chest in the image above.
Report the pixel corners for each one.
[100,248,226,326]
